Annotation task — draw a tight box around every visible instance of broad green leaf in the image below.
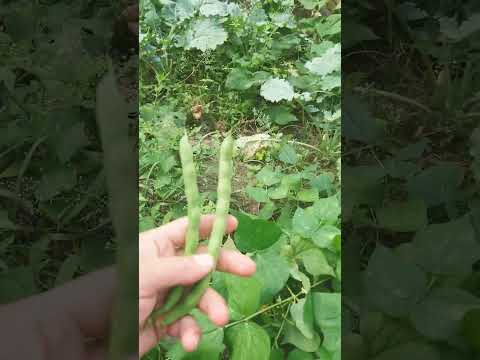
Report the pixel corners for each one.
[463,308,480,352]
[312,225,340,249]
[258,201,275,220]
[407,164,464,206]
[287,349,315,360]
[185,19,228,51]
[313,195,340,223]
[300,248,335,276]
[199,0,227,17]
[260,78,295,102]
[376,199,427,232]
[267,105,298,125]
[35,166,77,201]
[290,294,315,339]
[225,274,262,320]
[226,68,254,90]
[409,217,480,275]
[55,254,80,286]
[245,186,270,203]
[312,292,341,353]
[226,322,271,360]
[364,246,428,317]
[256,166,282,186]
[305,44,341,76]
[0,266,37,303]
[371,342,440,360]
[278,144,298,164]
[343,96,385,143]
[343,334,368,360]
[410,287,480,340]
[269,181,290,199]
[233,212,283,252]
[297,188,319,203]
[254,247,290,303]
[292,207,320,238]
[283,323,320,352]
[0,210,16,230]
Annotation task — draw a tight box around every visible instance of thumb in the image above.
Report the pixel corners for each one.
[141,254,214,294]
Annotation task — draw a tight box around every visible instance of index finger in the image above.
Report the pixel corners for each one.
[140,214,238,250]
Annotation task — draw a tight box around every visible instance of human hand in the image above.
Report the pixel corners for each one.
[139,214,256,356]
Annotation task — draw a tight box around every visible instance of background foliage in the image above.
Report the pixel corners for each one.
[343,1,480,359]
[139,0,341,359]
[0,0,139,301]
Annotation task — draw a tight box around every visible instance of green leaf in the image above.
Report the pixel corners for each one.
[410,287,480,340]
[290,294,315,339]
[256,166,282,186]
[409,217,480,275]
[313,195,340,223]
[269,181,290,199]
[0,266,38,303]
[0,210,16,230]
[245,186,270,203]
[312,225,340,249]
[267,105,298,125]
[260,78,295,102]
[371,342,440,360]
[407,164,464,206]
[343,96,385,143]
[305,44,341,76]
[233,212,283,252]
[225,274,262,320]
[55,254,80,286]
[364,246,428,317]
[292,207,320,238]
[297,188,319,203]
[283,323,320,352]
[288,349,315,360]
[226,68,254,90]
[312,292,341,353]
[226,322,271,360]
[258,201,275,220]
[254,246,290,303]
[300,248,335,276]
[376,199,427,232]
[199,0,227,17]
[463,308,480,352]
[278,144,298,164]
[35,166,77,201]
[185,19,228,51]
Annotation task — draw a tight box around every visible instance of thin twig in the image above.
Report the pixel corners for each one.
[353,86,432,113]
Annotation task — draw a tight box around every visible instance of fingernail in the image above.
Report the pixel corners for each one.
[193,254,214,271]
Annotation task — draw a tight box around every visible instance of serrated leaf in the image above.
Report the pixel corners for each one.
[260,78,295,102]
[185,19,228,51]
[305,44,341,76]
[199,0,228,17]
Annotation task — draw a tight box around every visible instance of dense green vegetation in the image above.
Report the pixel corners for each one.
[343,1,480,358]
[140,0,341,359]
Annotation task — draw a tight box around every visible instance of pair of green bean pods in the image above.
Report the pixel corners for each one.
[149,132,234,327]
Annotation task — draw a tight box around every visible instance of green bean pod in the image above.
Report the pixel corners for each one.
[159,134,234,326]
[149,133,202,320]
